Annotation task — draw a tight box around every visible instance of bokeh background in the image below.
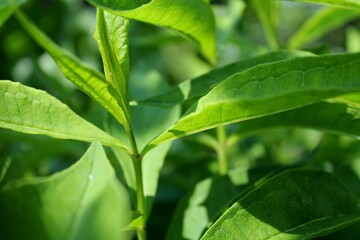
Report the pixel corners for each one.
[1,0,360,239]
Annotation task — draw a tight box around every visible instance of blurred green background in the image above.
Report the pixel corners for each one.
[1,0,360,239]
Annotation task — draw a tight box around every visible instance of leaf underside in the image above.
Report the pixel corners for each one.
[0,80,128,151]
[234,101,360,138]
[0,142,130,240]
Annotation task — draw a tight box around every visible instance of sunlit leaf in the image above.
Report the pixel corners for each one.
[0,142,131,240]
[87,0,216,63]
[14,10,130,128]
[201,169,360,240]
[288,7,360,49]
[146,53,360,151]
[0,80,128,151]
[136,50,314,109]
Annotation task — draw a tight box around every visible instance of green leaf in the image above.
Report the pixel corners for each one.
[289,0,360,9]
[252,0,279,50]
[87,0,216,63]
[288,7,360,49]
[14,10,131,129]
[167,168,272,240]
[136,50,314,109]
[0,80,128,151]
[94,9,129,109]
[0,142,131,240]
[231,101,360,139]
[146,53,360,151]
[0,0,26,27]
[201,169,360,240]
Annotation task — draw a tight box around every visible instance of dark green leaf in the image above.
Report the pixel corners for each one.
[201,169,360,240]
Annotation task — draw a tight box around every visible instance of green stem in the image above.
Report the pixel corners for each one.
[126,125,147,240]
[216,126,228,175]
[132,154,147,240]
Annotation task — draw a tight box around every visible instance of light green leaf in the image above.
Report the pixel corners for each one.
[0,80,128,152]
[289,0,360,9]
[0,0,26,27]
[136,50,314,109]
[0,142,131,240]
[87,0,216,63]
[94,9,129,108]
[201,169,360,240]
[288,7,360,49]
[14,10,130,128]
[231,101,360,139]
[146,53,360,151]
[252,0,279,50]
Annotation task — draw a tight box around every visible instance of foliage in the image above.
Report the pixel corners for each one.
[1,0,360,239]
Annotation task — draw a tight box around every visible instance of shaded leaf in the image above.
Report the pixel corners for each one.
[231,101,360,139]
[146,53,360,152]
[0,142,130,240]
[201,169,360,240]
[87,0,216,63]
[288,7,360,49]
[0,80,128,151]
[14,10,130,128]
[136,50,314,109]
